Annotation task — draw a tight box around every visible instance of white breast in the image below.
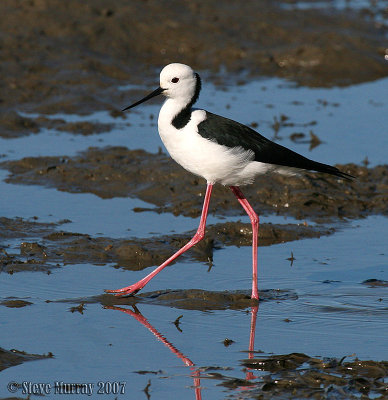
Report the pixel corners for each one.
[157,101,273,185]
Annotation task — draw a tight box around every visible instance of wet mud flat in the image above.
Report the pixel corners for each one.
[0,145,386,278]
[0,0,387,132]
[1,147,387,221]
[0,216,333,275]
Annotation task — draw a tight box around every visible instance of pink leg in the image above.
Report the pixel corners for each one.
[230,186,259,300]
[105,183,213,297]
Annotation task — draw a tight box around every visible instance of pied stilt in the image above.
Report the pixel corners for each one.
[106,63,352,300]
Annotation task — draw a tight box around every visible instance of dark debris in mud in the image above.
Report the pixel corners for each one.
[228,352,388,399]
[1,147,387,221]
[0,217,330,274]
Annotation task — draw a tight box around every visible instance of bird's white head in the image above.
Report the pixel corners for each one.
[159,63,198,102]
[122,63,200,112]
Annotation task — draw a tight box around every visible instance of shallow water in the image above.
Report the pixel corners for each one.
[1,75,387,399]
[2,76,387,165]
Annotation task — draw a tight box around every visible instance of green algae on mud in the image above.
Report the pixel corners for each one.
[1,147,387,221]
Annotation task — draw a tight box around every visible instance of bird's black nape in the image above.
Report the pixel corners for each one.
[192,73,201,105]
[171,73,202,129]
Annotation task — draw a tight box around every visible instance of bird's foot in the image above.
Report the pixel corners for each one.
[104,282,144,297]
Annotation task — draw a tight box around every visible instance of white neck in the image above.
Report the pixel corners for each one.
[158,97,188,126]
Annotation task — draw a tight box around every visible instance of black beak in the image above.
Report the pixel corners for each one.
[122,87,165,112]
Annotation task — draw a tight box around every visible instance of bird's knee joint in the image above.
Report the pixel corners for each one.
[251,215,259,226]
[193,230,205,243]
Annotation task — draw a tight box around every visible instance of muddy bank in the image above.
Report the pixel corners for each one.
[0,347,53,372]
[102,288,298,310]
[47,289,296,311]
[0,111,115,139]
[0,0,386,129]
[1,217,331,274]
[2,147,387,221]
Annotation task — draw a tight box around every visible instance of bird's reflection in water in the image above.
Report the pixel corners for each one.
[104,304,259,399]
[246,305,259,381]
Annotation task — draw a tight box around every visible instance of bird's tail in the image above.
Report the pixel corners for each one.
[309,160,354,180]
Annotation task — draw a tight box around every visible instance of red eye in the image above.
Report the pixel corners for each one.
[171,77,179,83]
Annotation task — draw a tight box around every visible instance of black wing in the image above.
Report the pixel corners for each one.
[197,111,353,180]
